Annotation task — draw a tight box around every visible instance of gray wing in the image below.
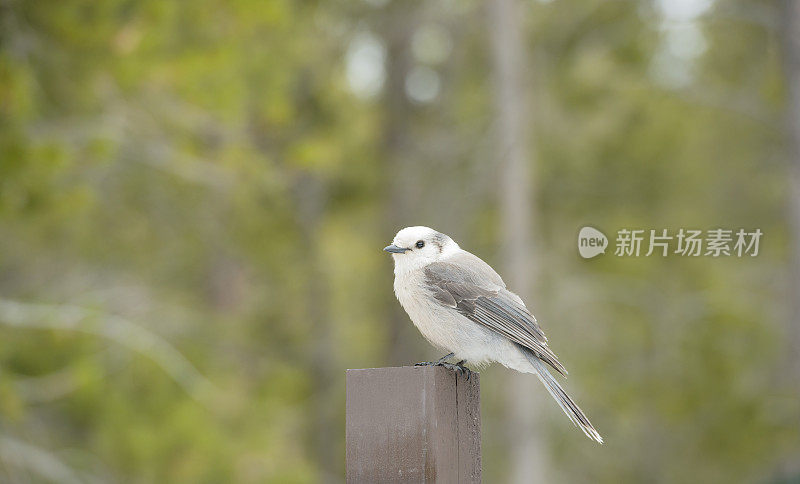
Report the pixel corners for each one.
[424,253,567,376]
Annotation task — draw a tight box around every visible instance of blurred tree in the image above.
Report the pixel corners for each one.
[487,0,551,482]
[780,0,800,479]
[379,0,423,367]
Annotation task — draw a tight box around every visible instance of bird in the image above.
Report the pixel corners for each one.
[384,225,603,443]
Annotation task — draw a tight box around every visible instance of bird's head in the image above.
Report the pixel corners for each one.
[384,226,460,274]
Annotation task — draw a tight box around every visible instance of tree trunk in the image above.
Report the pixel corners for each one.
[781,0,800,476]
[784,0,800,381]
[487,0,550,483]
[381,1,424,365]
[292,175,337,483]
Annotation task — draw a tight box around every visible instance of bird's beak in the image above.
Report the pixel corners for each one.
[383,244,408,254]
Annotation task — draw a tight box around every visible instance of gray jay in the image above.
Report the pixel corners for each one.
[385,226,603,443]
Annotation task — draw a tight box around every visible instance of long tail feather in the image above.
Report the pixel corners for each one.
[521,346,604,443]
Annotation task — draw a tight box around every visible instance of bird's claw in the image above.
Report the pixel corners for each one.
[415,353,471,380]
[455,360,472,381]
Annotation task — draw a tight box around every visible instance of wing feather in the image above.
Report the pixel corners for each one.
[424,257,567,376]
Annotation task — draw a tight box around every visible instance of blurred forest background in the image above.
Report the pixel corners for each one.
[1,0,799,482]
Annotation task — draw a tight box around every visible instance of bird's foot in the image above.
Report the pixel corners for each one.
[435,362,463,375]
[415,352,454,367]
[455,360,472,381]
[415,356,472,380]
[436,361,472,380]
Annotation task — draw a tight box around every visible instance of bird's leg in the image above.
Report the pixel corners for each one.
[436,353,455,365]
[415,352,454,367]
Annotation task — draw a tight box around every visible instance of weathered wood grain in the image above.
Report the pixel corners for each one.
[346,366,481,483]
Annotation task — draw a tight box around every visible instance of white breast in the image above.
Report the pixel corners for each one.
[393,267,510,365]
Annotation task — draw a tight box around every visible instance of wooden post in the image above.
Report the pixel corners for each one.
[346,366,481,483]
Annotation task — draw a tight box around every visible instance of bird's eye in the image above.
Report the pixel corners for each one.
[416,240,425,249]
